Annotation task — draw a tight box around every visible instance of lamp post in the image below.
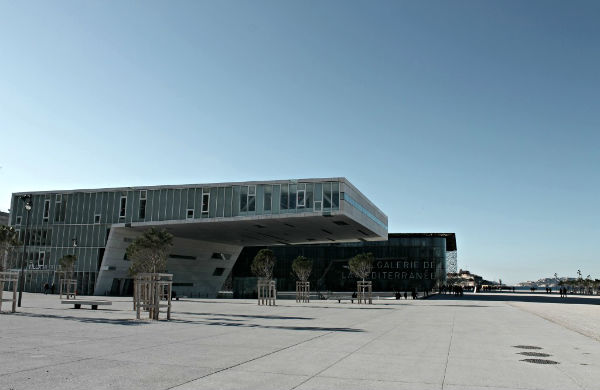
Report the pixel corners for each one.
[71,238,78,281]
[17,194,33,307]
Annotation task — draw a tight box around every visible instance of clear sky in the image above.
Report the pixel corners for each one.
[1,1,598,284]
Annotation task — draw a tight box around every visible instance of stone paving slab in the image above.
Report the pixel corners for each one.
[1,292,600,389]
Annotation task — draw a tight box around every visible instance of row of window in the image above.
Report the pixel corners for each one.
[116,184,338,220]
[14,182,342,225]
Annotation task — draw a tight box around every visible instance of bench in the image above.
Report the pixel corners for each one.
[328,295,355,303]
[61,300,112,310]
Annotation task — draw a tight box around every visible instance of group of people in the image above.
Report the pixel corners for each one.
[559,287,568,297]
[43,283,56,294]
[437,285,464,296]
[393,289,419,300]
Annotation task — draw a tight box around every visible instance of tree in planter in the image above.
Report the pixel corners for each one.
[0,225,19,272]
[126,228,174,319]
[251,249,276,280]
[292,256,312,302]
[58,254,77,298]
[348,252,374,282]
[348,253,374,304]
[58,254,77,279]
[126,228,174,275]
[252,249,277,305]
[292,256,312,282]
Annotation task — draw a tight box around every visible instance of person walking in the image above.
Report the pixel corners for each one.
[43,283,49,294]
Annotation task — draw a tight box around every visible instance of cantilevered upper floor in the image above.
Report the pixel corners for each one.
[10,178,387,246]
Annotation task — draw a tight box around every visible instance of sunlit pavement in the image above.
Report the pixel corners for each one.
[1,292,600,390]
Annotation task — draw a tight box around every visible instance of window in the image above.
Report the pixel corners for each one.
[16,216,22,225]
[139,191,147,219]
[119,196,127,218]
[43,200,50,221]
[314,201,322,211]
[332,182,340,208]
[248,185,255,212]
[54,194,66,222]
[202,191,210,214]
[280,184,289,210]
[38,251,46,268]
[289,184,297,209]
[186,209,194,219]
[139,199,146,219]
[212,267,225,276]
[169,254,197,260]
[94,214,101,224]
[211,252,231,260]
[264,185,272,212]
[323,183,332,208]
[41,229,50,246]
[240,185,255,213]
[297,184,306,208]
[240,186,248,212]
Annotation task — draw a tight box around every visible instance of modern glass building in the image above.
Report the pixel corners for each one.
[232,233,456,297]
[8,178,387,296]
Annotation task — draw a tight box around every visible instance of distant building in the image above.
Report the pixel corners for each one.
[447,269,483,288]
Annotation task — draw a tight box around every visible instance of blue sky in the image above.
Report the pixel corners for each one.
[1,1,598,283]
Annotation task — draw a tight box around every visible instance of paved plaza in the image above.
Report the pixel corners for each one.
[1,292,600,390]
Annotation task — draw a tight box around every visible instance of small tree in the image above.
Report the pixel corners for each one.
[348,252,374,281]
[585,275,592,294]
[251,249,276,280]
[0,226,19,272]
[126,228,174,275]
[292,256,312,282]
[58,254,77,279]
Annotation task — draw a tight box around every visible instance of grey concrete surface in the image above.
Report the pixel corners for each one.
[1,292,600,389]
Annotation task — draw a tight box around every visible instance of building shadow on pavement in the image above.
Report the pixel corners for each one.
[12,311,144,326]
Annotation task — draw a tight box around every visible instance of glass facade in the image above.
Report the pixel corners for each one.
[232,234,454,297]
[8,179,383,295]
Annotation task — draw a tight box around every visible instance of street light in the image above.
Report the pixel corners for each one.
[17,194,32,307]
